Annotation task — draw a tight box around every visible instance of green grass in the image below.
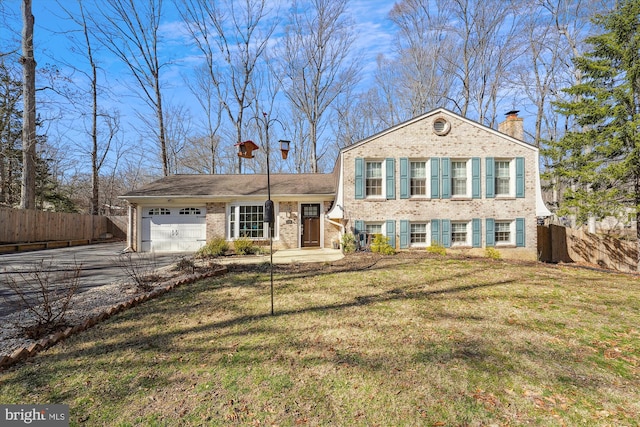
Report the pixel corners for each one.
[1,253,639,426]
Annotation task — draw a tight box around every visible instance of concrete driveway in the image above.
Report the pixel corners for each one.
[0,242,184,318]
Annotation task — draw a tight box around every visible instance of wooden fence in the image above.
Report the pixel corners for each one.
[538,224,637,272]
[0,207,127,244]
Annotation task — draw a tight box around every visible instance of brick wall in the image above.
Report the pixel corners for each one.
[341,112,540,259]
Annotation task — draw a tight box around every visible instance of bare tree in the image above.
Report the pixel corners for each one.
[388,0,456,117]
[20,0,36,209]
[276,0,360,173]
[95,0,170,176]
[178,0,276,174]
[184,64,223,174]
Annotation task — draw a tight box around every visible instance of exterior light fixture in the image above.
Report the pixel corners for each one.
[279,140,291,160]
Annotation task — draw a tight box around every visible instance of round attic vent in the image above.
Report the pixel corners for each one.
[433,117,451,136]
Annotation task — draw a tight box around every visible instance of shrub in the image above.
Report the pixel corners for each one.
[116,252,159,292]
[196,237,229,258]
[485,247,502,260]
[426,243,447,256]
[341,233,356,253]
[4,258,80,338]
[370,234,396,255]
[175,256,196,273]
[233,236,258,255]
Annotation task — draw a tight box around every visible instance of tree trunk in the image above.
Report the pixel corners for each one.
[20,0,36,210]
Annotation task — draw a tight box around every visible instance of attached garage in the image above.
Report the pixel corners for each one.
[141,206,206,252]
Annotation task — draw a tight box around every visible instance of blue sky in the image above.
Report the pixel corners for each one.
[1,0,402,176]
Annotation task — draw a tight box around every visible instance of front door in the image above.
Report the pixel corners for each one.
[301,203,321,247]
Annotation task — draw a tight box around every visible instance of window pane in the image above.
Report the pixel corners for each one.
[366,161,383,196]
[452,161,467,196]
[495,221,511,243]
[365,224,382,235]
[410,223,427,243]
[410,161,426,196]
[451,222,467,243]
[495,161,510,195]
[238,205,264,238]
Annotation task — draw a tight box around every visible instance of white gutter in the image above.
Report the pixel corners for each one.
[535,155,552,217]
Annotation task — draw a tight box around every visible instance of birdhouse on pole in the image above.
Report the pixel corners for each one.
[235,140,260,159]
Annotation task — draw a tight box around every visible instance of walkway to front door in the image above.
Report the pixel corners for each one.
[301,203,320,247]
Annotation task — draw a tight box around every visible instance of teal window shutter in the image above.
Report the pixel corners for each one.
[355,158,364,199]
[486,218,495,247]
[441,219,451,248]
[386,220,396,248]
[441,157,451,199]
[400,220,409,248]
[472,218,481,248]
[431,158,440,198]
[431,219,440,245]
[516,218,525,247]
[485,157,495,198]
[516,157,525,198]
[472,157,481,198]
[400,158,409,199]
[386,158,396,199]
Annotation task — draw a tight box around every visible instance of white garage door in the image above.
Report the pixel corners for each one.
[141,207,206,252]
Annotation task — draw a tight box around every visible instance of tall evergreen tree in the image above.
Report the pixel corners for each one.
[547,0,640,264]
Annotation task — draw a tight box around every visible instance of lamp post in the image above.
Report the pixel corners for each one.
[236,112,289,315]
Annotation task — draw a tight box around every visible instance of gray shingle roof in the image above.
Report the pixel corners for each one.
[121,173,336,199]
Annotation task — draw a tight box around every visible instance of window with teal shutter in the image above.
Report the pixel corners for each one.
[516,218,525,247]
[485,157,495,198]
[431,158,440,198]
[386,220,396,248]
[431,219,440,245]
[386,158,396,199]
[516,157,525,198]
[355,158,364,199]
[354,219,365,249]
[441,219,451,248]
[441,158,451,199]
[472,218,481,247]
[399,158,409,199]
[472,157,481,198]
[400,220,409,248]
[486,218,495,247]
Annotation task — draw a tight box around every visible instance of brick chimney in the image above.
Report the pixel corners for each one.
[498,110,524,141]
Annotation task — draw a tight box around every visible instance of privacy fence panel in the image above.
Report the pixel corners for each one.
[538,224,637,273]
[0,208,123,243]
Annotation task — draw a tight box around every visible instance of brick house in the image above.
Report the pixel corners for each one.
[120,108,550,258]
[326,108,550,259]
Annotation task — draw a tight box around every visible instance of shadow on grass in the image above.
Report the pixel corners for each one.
[2,256,611,410]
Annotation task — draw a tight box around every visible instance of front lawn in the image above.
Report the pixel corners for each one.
[1,253,639,426]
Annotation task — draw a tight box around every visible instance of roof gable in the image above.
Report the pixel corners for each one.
[340,108,538,154]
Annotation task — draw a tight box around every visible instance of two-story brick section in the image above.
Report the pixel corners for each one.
[120,108,550,258]
[326,108,550,259]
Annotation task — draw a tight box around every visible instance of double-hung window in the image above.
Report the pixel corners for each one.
[495,161,511,196]
[410,223,428,245]
[366,161,383,197]
[229,204,266,239]
[365,223,383,236]
[410,161,427,196]
[495,221,511,244]
[451,222,468,245]
[451,161,468,197]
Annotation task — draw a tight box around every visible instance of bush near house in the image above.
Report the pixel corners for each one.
[370,234,395,255]
[196,237,229,258]
[233,236,259,255]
